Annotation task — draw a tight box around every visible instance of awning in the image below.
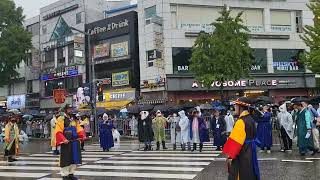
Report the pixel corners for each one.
[96,100,132,110]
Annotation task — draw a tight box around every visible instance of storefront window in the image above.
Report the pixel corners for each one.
[251,49,267,73]
[273,49,304,73]
[44,76,82,97]
[172,47,192,74]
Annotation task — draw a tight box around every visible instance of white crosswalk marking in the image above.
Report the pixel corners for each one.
[0,141,222,179]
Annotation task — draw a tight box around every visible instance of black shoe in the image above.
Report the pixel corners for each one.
[192,143,197,152]
[156,142,160,150]
[173,144,176,150]
[68,174,78,180]
[7,158,14,162]
[311,150,317,156]
[62,176,69,180]
[12,158,18,161]
[162,141,168,150]
[199,144,203,152]
[103,149,106,152]
[106,149,110,152]
[148,145,152,151]
[144,146,148,151]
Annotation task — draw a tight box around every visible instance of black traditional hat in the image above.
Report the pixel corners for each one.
[233,97,256,107]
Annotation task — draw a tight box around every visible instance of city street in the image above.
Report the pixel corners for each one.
[0,139,319,180]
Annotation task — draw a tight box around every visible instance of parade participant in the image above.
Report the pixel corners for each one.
[55,104,86,180]
[99,113,114,152]
[4,115,19,162]
[225,110,235,136]
[138,111,154,151]
[168,113,181,150]
[178,110,189,151]
[77,114,89,151]
[190,109,209,152]
[51,112,60,155]
[210,110,226,151]
[257,105,272,153]
[223,97,260,180]
[295,99,317,156]
[278,103,294,152]
[153,110,168,150]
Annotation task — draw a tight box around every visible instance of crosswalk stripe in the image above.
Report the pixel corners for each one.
[18,157,101,161]
[30,154,113,158]
[122,153,220,157]
[78,165,203,172]
[95,160,210,166]
[0,161,59,165]
[73,170,196,179]
[281,160,313,163]
[0,172,50,178]
[110,156,215,161]
[0,165,60,171]
[131,150,222,153]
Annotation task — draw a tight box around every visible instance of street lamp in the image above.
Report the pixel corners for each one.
[70,27,97,136]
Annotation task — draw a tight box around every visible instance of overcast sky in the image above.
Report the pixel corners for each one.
[14,0,60,19]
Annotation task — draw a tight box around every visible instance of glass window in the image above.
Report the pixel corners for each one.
[296,11,303,33]
[26,23,40,36]
[45,49,55,62]
[44,76,82,97]
[57,47,65,65]
[251,49,267,73]
[68,44,74,64]
[172,47,192,74]
[272,49,304,73]
[145,6,156,19]
[27,80,33,94]
[76,12,82,24]
[42,25,47,34]
[271,11,291,26]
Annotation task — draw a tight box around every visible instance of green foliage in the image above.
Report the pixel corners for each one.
[300,0,320,74]
[190,6,253,89]
[0,0,32,87]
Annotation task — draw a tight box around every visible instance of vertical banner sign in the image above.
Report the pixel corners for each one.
[53,89,67,104]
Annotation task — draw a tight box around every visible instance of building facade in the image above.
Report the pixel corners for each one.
[39,0,106,111]
[86,11,140,109]
[137,0,315,104]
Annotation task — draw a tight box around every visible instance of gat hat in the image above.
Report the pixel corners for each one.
[233,97,256,107]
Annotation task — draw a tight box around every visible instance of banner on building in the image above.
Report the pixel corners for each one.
[53,89,67,104]
[7,95,26,110]
[112,71,129,87]
[93,43,110,59]
[111,41,128,57]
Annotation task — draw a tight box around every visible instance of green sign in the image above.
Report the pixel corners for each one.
[112,71,129,87]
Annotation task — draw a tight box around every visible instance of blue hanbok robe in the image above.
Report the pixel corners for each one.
[257,112,272,149]
[99,120,114,150]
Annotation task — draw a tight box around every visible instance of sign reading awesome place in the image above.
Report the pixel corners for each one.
[192,80,278,88]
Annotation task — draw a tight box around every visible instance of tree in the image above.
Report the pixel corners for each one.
[0,0,32,87]
[300,0,320,73]
[190,6,253,99]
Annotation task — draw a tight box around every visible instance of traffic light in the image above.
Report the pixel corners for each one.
[97,81,104,102]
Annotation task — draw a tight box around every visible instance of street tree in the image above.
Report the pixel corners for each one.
[0,0,32,87]
[190,6,253,99]
[300,0,320,73]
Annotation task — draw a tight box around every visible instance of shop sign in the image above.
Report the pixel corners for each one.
[7,95,26,110]
[271,25,292,32]
[112,71,129,87]
[109,90,135,101]
[192,79,278,88]
[43,4,79,20]
[41,66,78,81]
[141,76,165,89]
[87,19,129,35]
[180,23,215,33]
[53,89,67,104]
[273,61,300,71]
[93,43,110,59]
[111,41,128,57]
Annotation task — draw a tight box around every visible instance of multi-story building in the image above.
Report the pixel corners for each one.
[137,0,315,104]
[39,0,106,111]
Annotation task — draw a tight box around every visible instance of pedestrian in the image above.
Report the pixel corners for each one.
[78,114,89,151]
[99,113,114,152]
[26,120,32,137]
[178,110,190,151]
[168,113,181,150]
[295,100,317,156]
[51,112,60,155]
[112,127,121,143]
[223,97,260,180]
[225,110,235,136]
[278,103,294,152]
[18,130,29,142]
[210,110,226,151]
[130,115,138,136]
[308,104,320,152]
[55,104,86,180]
[153,110,168,150]
[257,105,273,153]
[43,121,49,139]
[138,111,154,151]
[4,115,19,162]
[39,121,44,138]
[190,109,210,152]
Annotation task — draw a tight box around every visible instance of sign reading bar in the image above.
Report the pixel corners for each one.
[112,71,129,87]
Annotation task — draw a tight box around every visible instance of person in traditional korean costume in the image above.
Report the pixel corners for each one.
[256,105,273,153]
[55,104,86,180]
[153,110,168,150]
[99,113,114,152]
[4,115,19,162]
[223,97,260,180]
[51,112,60,155]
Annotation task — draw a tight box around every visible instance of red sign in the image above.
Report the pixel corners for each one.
[53,89,67,104]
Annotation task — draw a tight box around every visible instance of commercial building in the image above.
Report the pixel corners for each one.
[137,0,315,104]
[86,10,140,109]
